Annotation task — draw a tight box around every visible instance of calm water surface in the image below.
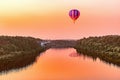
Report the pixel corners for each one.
[0,48,120,80]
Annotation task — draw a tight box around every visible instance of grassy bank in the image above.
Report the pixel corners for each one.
[0,36,45,72]
[75,35,120,66]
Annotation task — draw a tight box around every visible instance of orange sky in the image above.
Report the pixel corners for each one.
[0,0,120,39]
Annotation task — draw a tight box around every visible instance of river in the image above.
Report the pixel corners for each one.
[0,48,120,80]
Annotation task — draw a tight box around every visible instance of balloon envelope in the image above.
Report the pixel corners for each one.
[69,9,80,23]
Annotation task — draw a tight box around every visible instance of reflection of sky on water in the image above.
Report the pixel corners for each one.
[0,48,120,80]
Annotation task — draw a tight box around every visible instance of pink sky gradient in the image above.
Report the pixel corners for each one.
[0,0,120,39]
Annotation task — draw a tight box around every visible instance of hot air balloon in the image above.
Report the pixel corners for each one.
[69,9,80,23]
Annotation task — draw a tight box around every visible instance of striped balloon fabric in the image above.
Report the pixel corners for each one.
[69,9,80,23]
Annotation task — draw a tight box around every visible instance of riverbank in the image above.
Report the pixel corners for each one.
[1,35,120,72]
[0,36,77,72]
[0,36,45,72]
[75,35,120,66]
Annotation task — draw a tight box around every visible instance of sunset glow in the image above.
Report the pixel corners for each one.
[0,0,120,39]
[1,48,120,80]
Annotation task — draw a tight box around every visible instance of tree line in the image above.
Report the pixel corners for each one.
[75,35,120,66]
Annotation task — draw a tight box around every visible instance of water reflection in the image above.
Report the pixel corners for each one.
[69,52,80,57]
[0,49,45,74]
[77,51,120,67]
[0,48,120,80]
